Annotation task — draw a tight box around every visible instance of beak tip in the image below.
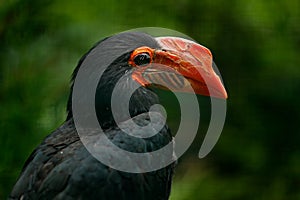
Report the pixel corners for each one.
[209,75,228,99]
[211,89,228,99]
[220,86,228,99]
[223,92,228,99]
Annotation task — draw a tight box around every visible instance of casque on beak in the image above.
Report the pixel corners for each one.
[129,37,228,99]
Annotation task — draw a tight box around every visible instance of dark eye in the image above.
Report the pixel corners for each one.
[133,53,151,67]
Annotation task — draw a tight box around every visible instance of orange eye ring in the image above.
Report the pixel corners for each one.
[128,46,155,67]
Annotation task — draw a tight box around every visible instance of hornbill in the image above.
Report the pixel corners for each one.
[9,32,227,200]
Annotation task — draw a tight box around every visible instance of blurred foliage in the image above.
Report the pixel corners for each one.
[1,0,300,199]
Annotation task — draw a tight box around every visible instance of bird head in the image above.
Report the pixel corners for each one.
[67,32,227,122]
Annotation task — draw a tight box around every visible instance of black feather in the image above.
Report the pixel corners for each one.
[10,32,175,200]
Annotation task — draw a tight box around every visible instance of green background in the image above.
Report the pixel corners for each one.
[1,0,300,199]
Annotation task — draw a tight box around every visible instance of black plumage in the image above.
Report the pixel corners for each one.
[10,32,175,200]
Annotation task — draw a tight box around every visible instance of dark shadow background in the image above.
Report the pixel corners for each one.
[1,0,300,199]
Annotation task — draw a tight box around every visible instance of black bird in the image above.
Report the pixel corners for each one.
[9,32,227,200]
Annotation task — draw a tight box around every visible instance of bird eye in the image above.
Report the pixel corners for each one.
[133,53,151,67]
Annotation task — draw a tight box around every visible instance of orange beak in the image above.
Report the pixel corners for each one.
[130,37,228,99]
